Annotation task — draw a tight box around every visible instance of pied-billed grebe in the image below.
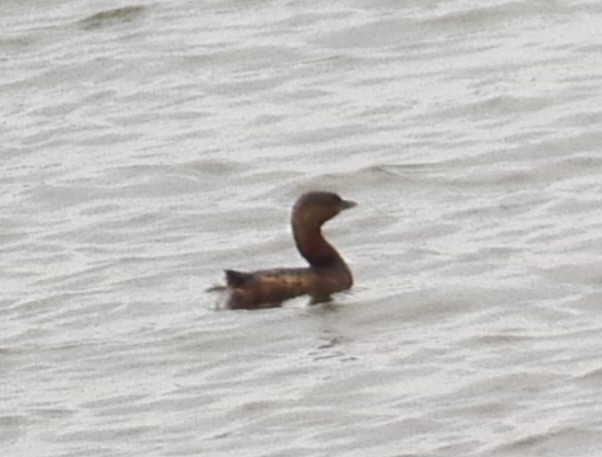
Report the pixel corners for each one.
[211,191,356,310]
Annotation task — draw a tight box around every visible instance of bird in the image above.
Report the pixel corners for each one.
[209,191,356,309]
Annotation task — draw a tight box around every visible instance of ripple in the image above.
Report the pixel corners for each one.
[78,6,148,31]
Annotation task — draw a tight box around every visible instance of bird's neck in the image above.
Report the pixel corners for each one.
[293,221,346,269]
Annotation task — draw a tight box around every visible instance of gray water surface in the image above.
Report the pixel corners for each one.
[2,1,602,456]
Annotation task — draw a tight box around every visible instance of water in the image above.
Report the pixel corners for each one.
[2,1,602,456]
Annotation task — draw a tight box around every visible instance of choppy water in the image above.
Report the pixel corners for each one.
[2,1,602,456]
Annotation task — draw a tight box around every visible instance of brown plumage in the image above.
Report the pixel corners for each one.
[211,191,356,310]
